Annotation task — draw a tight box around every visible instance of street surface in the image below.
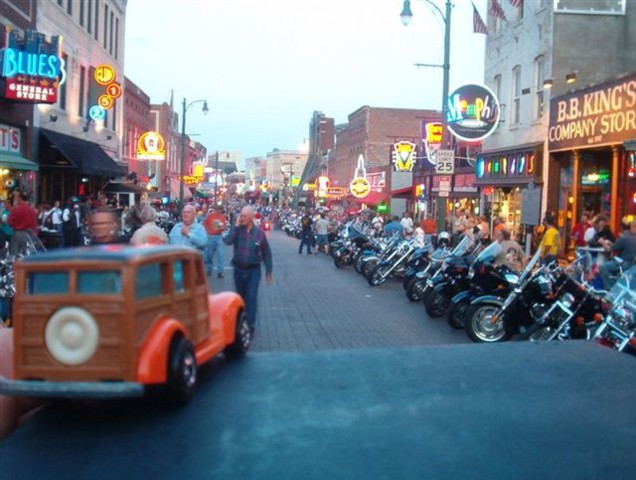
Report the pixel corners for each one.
[209,230,467,351]
[1,231,635,479]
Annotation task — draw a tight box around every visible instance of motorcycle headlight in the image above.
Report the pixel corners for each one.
[504,273,519,285]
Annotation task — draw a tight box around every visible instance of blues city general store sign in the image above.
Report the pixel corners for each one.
[0,28,65,104]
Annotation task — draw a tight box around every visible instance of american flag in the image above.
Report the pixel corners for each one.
[473,3,488,34]
[508,0,522,7]
[489,0,507,20]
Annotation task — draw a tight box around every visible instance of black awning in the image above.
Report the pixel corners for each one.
[40,129,126,177]
[103,182,147,194]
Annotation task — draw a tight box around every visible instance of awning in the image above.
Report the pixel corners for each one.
[40,129,126,177]
[0,153,38,171]
[354,190,388,205]
[390,186,412,198]
[103,182,148,194]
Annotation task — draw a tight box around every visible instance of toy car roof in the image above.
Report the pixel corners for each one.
[17,245,200,264]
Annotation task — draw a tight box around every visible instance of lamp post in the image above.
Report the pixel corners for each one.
[179,98,209,204]
[214,150,219,206]
[401,0,452,232]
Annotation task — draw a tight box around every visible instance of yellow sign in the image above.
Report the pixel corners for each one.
[315,175,330,198]
[325,187,347,199]
[392,141,418,172]
[98,94,114,109]
[350,177,370,198]
[137,131,166,160]
[182,175,203,185]
[94,64,116,85]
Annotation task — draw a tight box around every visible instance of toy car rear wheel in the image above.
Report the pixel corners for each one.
[224,311,251,359]
[166,336,197,404]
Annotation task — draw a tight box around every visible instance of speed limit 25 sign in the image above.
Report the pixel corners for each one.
[435,150,455,174]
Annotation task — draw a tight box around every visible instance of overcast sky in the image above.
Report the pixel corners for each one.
[124,0,487,160]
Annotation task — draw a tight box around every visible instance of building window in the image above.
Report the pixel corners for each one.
[111,101,117,132]
[79,0,84,26]
[534,55,545,119]
[67,0,72,15]
[87,0,92,34]
[94,0,99,40]
[493,74,502,101]
[79,65,86,118]
[511,65,521,125]
[103,4,108,49]
[115,17,119,59]
[109,11,114,55]
[57,0,63,6]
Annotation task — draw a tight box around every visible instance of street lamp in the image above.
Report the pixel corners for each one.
[400,0,452,232]
[179,98,209,204]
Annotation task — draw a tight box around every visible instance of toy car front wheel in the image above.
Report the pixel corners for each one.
[166,336,197,404]
[224,311,251,359]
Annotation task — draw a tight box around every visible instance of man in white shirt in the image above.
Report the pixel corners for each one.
[400,212,414,238]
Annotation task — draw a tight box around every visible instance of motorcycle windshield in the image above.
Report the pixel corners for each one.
[607,265,636,304]
[518,248,543,284]
[473,241,502,265]
[449,236,473,258]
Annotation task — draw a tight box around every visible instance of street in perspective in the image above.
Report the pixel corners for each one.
[1,0,636,479]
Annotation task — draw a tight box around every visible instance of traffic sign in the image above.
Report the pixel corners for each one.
[435,149,455,174]
[439,176,452,193]
[438,191,450,197]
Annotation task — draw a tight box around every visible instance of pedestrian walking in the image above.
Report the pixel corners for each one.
[224,206,273,333]
[62,197,82,247]
[298,210,313,254]
[129,206,169,245]
[202,206,228,277]
[314,211,330,255]
[538,214,561,263]
[8,190,38,255]
[168,204,207,249]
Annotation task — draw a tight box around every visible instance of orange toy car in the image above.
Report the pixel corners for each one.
[0,245,250,403]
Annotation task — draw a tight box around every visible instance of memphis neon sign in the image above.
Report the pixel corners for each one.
[447,84,500,141]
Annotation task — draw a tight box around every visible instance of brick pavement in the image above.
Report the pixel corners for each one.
[209,230,468,352]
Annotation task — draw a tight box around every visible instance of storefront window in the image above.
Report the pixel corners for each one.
[619,150,636,223]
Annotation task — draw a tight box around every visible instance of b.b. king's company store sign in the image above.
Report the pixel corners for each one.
[548,72,636,151]
[0,29,65,104]
[446,84,500,142]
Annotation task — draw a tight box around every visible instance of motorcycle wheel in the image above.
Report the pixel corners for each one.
[368,264,391,286]
[447,300,469,330]
[354,254,365,274]
[424,290,451,318]
[406,278,427,302]
[362,258,379,279]
[518,323,559,342]
[334,256,346,269]
[465,303,510,343]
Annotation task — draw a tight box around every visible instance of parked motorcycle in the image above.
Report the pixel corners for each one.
[518,251,605,342]
[424,237,482,318]
[465,246,557,343]
[367,238,418,286]
[593,264,636,354]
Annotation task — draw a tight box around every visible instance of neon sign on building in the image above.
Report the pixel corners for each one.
[0,29,65,104]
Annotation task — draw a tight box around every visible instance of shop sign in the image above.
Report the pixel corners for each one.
[367,171,386,191]
[0,124,21,153]
[315,176,330,198]
[0,29,64,104]
[548,72,636,151]
[182,175,203,185]
[422,122,442,165]
[137,131,166,160]
[447,84,500,141]
[325,186,347,199]
[475,152,536,179]
[391,141,418,172]
[350,177,370,198]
